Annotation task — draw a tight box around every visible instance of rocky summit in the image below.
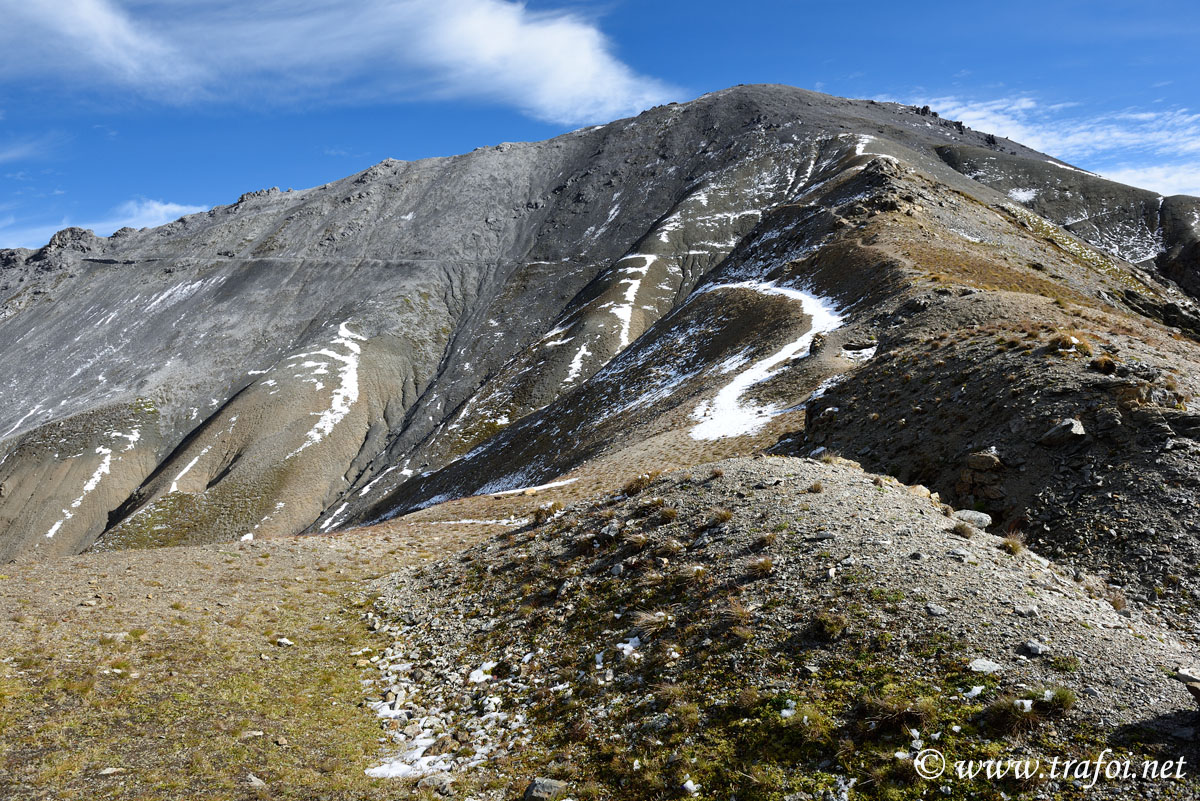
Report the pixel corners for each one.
[3,84,1200,800]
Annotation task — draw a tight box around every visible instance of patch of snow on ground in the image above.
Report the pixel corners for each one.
[610,254,656,348]
[564,342,592,384]
[689,283,845,440]
[170,446,210,493]
[1007,188,1037,203]
[426,517,530,526]
[482,478,578,497]
[288,323,366,457]
[841,345,877,363]
[46,445,114,538]
[2,404,44,440]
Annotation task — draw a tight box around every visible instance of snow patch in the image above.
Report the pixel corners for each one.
[288,323,365,457]
[690,283,844,440]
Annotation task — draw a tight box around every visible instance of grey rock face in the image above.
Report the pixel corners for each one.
[0,83,1197,560]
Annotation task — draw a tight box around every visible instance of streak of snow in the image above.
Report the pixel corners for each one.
[169,446,210,493]
[425,517,530,526]
[46,445,114,538]
[564,342,592,384]
[288,323,366,457]
[690,283,845,440]
[483,478,578,497]
[2,404,44,439]
[610,254,656,348]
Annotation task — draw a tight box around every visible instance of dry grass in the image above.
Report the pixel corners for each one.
[1000,533,1025,555]
[708,508,734,526]
[0,532,492,801]
[1046,329,1093,356]
[747,556,774,578]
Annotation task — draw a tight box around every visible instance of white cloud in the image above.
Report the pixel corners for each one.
[0,198,208,250]
[922,95,1200,163]
[912,94,1200,198]
[1096,165,1200,198]
[0,0,677,125]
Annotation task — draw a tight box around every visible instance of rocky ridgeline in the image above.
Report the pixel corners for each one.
[362,457,1200,800]
[2,84,1199,565]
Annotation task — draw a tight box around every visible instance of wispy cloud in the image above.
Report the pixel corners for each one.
[0,197,208,250]
[922,95,1200,161]
[1095,165,1200,198]
[0,138,55,164]
[0,0,678,125]
[915,94,1200,197]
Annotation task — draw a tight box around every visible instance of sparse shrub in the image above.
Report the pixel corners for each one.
[730,625,755,642]
[755,531,778,549]
[819,453,837,464]
[736,686,761,712]
[675,701,702,731]
[1000,533,1025,555]
[624,532,648,550]
[1048,655,1080,673]
[808,481,824,494]
[709,508,733,526]
[623,472,660,496]
[654,681,687,704]
[658,506,679,523]
[748,556,774,578]
[708,467,725,480]
[952,521,975,538]
[1040,686,1076,712]
[811,611,848,641]
[636,497,665,517]
[1089,354,1117,374]
[723,598,752,627]
[633,609,673,637]
[655,538,684,558]
[1106,587,1127,612]
[1047,330,1092,356]
[858,693,938,735]
[786,703,834,743]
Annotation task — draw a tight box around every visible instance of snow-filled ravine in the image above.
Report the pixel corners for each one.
[689,281,845,440]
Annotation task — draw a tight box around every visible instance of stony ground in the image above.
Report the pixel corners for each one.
[367,455,1200,801]
[6,455,1200,800]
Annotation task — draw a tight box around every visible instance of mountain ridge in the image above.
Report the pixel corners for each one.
[1,84,1198,579]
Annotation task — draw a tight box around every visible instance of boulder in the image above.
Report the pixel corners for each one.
[1039,418,1086,447]
[525,778,569,801]
[953,510,993,529]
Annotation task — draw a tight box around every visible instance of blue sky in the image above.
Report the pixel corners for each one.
[1,0,1198,249]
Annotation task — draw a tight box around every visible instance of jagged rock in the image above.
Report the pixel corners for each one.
[1024,640,1050,656]
[968,658,1003,674]
[1039,418,1087,446]
[524,777,569,801]
[417,773,454,795]
[966,451,1002,471]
